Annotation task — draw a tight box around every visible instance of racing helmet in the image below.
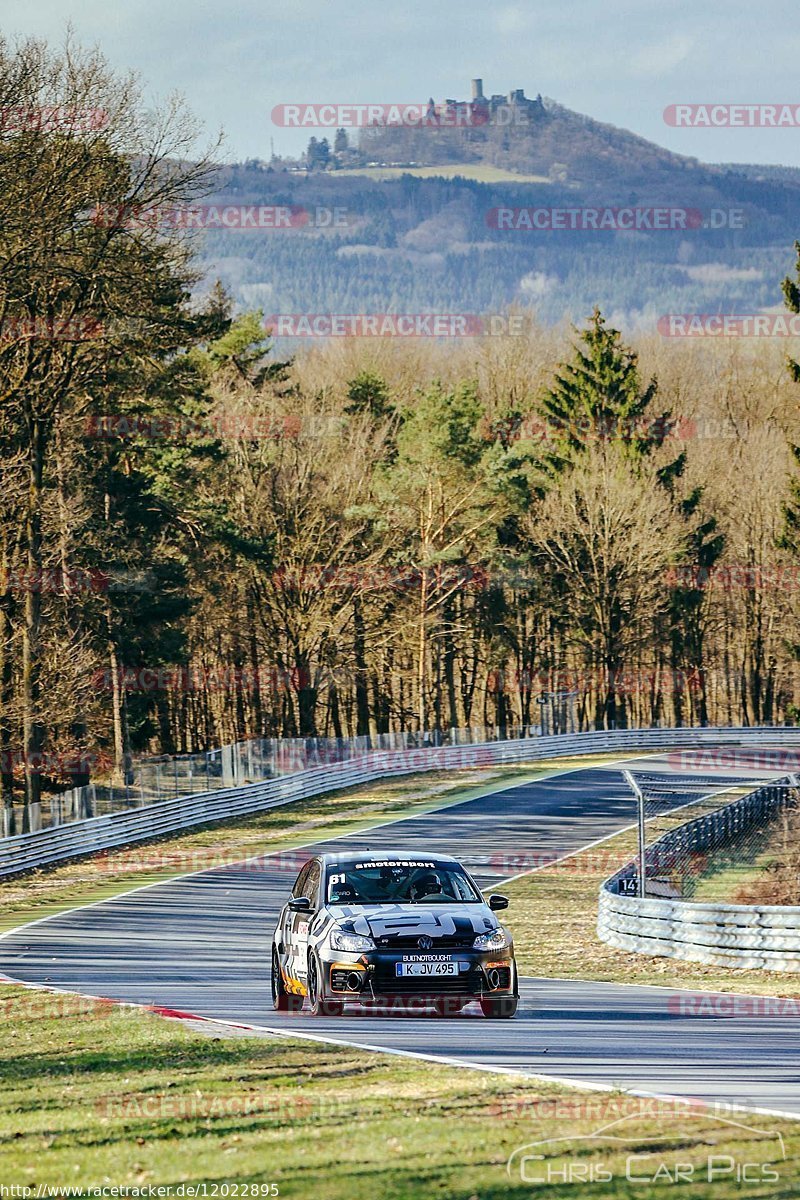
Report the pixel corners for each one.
[414,871,444,898]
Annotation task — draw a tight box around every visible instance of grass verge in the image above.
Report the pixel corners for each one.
[333,163,552,182]
[691,807,800,906]
[2,983,798,1196]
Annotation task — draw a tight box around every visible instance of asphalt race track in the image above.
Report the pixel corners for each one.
[3,752,800,1118]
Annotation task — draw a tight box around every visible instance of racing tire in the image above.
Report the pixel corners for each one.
[480,994,518,1019]
[307,953,344,1017]
[272,946,303,1013]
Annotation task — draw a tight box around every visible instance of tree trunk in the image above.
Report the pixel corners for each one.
[417,570,428,732]
[55,422,90,787]
[0,536,15,835]
[352,598,371,738]
[21,417,46,831]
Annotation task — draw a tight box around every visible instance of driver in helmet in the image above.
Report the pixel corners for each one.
[412,871,446,901]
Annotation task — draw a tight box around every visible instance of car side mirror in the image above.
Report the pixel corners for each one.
[288,895,312,912]
[489,894,509,911]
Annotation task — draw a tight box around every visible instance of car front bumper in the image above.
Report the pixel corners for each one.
[318,945,516,1004]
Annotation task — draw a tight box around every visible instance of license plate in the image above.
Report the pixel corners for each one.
[395,961,459,977]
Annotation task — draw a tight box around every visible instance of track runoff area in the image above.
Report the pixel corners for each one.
[3,747,800,1118]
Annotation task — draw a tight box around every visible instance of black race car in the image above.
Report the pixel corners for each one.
[271,851,518,1018]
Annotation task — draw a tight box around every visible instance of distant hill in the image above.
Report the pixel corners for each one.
[197,87,800,335]
[713,162,800,185]
[353,92,703,186]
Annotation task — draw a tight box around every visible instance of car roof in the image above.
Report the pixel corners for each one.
[319,851,460,869]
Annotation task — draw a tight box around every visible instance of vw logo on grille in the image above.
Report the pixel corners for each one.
[417,935,433,950]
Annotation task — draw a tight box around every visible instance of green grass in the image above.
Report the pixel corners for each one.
[334,163,552,183]
[690,842,777,904]
[689,813,792,905]
[2,984,799,1196]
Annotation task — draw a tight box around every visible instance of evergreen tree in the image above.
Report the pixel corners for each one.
[667,491,724,727]
[345,371,393,420]
[537,309,675,476]
[782,242,800,384]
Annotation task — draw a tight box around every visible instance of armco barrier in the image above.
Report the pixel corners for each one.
[2,725,800,880]
[597,777,800,971]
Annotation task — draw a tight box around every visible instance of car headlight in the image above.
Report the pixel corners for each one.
[473,928,510,951]
[330,928,375,953]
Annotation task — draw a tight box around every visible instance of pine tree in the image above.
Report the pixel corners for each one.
[345,372,393,420]
[537,308,674,475]
[782,242,800,384]
[667,491,724,727]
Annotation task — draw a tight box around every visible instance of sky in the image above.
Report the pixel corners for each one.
[1,0,799,166]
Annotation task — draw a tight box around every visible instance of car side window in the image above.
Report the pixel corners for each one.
[302,861,321,908]
[292,863,311,898]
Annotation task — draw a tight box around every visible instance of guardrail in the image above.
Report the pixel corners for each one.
[3,723,545,837]
[13,719,800,837]
[2,725,800,880]
[597,777,800,971]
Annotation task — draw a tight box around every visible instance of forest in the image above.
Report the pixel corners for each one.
[5,37,800,835]
[199,145,800,330]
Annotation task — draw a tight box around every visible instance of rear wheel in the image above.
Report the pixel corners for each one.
[480,994,518,1019]
[272,946,303,1013]
[307,953,344,1017]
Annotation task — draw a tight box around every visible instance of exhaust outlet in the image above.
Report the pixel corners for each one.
[488,968,501,989]
[347,972,363,991]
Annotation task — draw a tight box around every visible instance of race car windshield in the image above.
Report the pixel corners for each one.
[326,863,482,904]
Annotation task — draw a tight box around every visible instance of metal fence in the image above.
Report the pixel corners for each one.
[3,725,543,837]
[597,778,800,970]
[3,725,800,879]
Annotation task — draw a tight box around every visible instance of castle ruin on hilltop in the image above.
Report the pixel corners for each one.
[426,79,547,126]
[316,80,549,171]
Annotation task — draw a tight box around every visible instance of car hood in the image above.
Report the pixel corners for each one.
[327,901,497,940]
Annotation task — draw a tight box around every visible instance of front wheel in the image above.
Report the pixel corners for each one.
[272,947,303,1013]
[307,953,344,1017]
[480,994,518,1019]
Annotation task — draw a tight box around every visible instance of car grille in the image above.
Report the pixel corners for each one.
[371,964,483,995]
[375,934,475,950]
[374,975,482,995]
